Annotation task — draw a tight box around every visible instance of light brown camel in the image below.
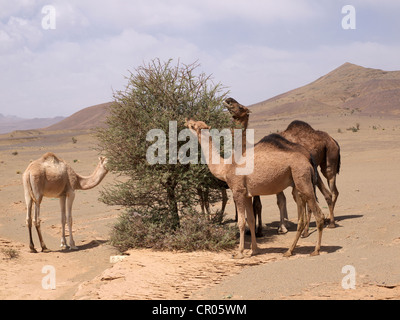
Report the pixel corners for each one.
[223,98,263,236]
[224,98,341,235]
[22,152,109,253]
[224,98,296,235]
[185,119,325,259]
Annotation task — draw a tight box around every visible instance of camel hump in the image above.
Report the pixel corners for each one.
[257,133,297,151]
[41,152,61,163]
[286,120,314,133]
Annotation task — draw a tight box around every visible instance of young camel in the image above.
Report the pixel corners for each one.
[224,98,340,235]
[185,119,325,259]
[22,152,109,253]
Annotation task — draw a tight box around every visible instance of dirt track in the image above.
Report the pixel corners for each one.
[1,115,400,300]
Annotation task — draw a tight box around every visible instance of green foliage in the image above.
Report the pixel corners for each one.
[97,59,237,252]
[109,209,238,252]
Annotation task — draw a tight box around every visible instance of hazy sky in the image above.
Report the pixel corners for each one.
[1,0,400,118]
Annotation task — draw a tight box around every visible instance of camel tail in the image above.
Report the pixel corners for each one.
[326,137,341,175]
[309,156,319,203]
[335,140,341,175]
[24,172,38,204]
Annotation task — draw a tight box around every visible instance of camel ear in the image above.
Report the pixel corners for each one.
[99,156,105,163]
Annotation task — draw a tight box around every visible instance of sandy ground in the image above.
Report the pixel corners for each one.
[1,114,400,300]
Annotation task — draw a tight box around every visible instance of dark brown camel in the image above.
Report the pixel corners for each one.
[280,120,341,232]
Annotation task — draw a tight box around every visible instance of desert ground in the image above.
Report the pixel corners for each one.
[1,113,400,300]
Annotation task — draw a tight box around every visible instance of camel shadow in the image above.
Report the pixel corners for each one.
[254,245,342,256]
[56,239,108,253]
[305,214,363,229]
[334,214,363,223]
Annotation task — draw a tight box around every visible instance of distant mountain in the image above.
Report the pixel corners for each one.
[5,63,398,134]
[0,114,64,134]
[44,102,112,131]
[250,62,400,118]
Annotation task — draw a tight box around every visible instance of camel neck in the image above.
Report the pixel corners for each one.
[233,115,249,156]
[76,163,108,190]
[198,130,229,182]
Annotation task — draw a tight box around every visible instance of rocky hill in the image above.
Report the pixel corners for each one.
[44,102,112,131]
[250,62,400,118]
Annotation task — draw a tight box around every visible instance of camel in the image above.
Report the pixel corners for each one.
[224,98,341,236]
[185,119,325,259]
[223,98,263,236]
[22,152,109,253]
[224,98,295,235]
[280,120,340,231]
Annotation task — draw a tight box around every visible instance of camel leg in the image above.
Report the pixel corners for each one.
[302,169,334,237]
[327,175,339,228]
[315,173,335,228]
[253,196,263,237]
[234,203,238,222]
[284,188,307,257]
[301,206,312,238]
[245,196,259,256]
[307,198,325,256]
[33,201,49,252]
[321,166,338,228]
[25,196,36,253]
[234,200,246,259]
[232,193,259,259]
[66,191,78,250]
[221,188,228,216]
[60,196,68,250]
[276,192,289,234]
[197,188,206,216]
[204,188,211,220]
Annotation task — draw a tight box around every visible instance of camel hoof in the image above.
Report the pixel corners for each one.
[327,222,336,228]
[310,250,320,256]
[69,246,78,251]
[278,226,288,235]
[251,248,260,256]
[283,250,292,258]
[301,231,310,238]
[41,247,51,253]
[30,248,38,253]
[231,252,245,260]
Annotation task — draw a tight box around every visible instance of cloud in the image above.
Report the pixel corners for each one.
[0,1,399,118]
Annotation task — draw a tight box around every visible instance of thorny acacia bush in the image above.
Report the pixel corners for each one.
[96,59,238,252]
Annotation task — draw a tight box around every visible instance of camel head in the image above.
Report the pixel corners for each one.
[223,98,251,121]
[98,156,109,172]
[184,118,210,136]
